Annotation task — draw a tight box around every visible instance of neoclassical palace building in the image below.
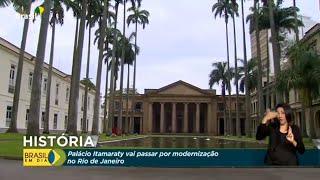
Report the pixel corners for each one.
[0,37,104,133]
[114,80,246,135]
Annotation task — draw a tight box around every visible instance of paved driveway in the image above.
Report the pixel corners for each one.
[0,158,319,180]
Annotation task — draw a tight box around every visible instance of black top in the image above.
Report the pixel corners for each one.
[256,122,305,166]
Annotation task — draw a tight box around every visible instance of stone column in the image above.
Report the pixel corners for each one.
[148,102,153,133]
[160,102,165,133]
[140,117,143,134]
[271,93,275,109]
[217,116,220,135]
[172,102,177,133]
[184,103,188,133]
[196,103,200,133]
[207,103,212,134]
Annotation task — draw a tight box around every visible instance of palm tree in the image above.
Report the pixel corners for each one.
[94,22,117,133]
[253,0,264,124]
[127,3,149,134]
[118,0,128,134]
[2,0,33,133]
[122,32,138,133]
[43,0,70,134]
[105,31,137,135]
[63,0,80,133]
[27,0,51,136]
[212,0,234,135]
[293,0,299,42]
[66,0,80,96]
[230,0,241,136]
[91,0,111,135]
[67,0,88,135]
[238,58,258,94]
[256,0,302,104]
[266,29,270,113]
[92,2,115,133]
[245,0,264,125]
[268,0,282,104]
[107,0,123,135]
[239,0,251,137]
[0,0,30,11]
[246,2,303,35]
[247,0,303,125]
[276,44,320,140]
[118,0,141,135]
[82,0,100,134]
[108,32,137,134]
[238,57,258,136]
[209,61,231,135]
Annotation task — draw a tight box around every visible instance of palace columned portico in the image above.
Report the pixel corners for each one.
[148,102,212,133]
[141,80,221,134]
[115,80,245,135]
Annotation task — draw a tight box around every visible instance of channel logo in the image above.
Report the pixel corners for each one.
[23,149,66,166]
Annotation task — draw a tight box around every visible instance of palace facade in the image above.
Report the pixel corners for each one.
[113,80,246,135]
[0,37,104,133]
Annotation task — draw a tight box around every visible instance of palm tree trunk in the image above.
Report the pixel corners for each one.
[27,0,51,136]
[65,16,79,133]
[73,18,79,68]
[113,75,118,132]
[107,3,120,135]
[222,86,227,136]
[125,64,130,133]
[293,0,299,42]
[232,15,240,137]
[254,0,264,123]
[266,30,270,109]
[103,3,110,134]
[299,89,307,137]
[67,0,88,135]
[130,21,138,134]
[306,89,316,139]
[268,0,283,104]
[7,0,32,133]
[83,22,91,134]
[44,13,57,134]
[224,15,232,136]
[92,0,110,135]
[65,16,79,134]
[103,40,110,133]
[240,0,251,137]
[118,1,127,135]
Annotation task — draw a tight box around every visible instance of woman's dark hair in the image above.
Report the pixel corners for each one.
[275,103,294,125]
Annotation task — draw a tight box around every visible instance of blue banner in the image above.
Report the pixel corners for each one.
[61,149,320,167]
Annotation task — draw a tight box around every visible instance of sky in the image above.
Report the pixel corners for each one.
[0,0,319,96]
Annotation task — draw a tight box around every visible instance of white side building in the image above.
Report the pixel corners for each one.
[0,37,105,133]
[267,15,318,75]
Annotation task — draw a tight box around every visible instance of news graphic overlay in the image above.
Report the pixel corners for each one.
[63,149,222,166]
[34,5,44,15]
[23,135,98,166]
[22,135,320,167]
[15,2,45,20]
[59,149,320,167]
[23,149,66,166]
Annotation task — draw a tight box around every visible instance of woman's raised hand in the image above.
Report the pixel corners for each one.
[262,109,278,124]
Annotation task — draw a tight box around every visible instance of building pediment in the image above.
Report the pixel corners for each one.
[147,80,213,96]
